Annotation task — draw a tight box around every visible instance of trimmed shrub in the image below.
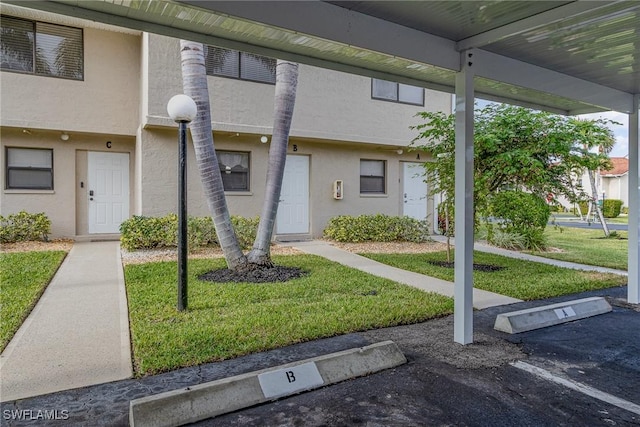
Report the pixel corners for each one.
[119,214,258,251]
[602,199,623,218]
[323,214,430,243]
[0,211,51,243]
[488,191,550,250]
[230,216,260,249]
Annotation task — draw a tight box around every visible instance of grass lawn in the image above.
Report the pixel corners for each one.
[533,226,628,270]
[124,254,453,376]
[362,251,625,301]
[0,251,67,352]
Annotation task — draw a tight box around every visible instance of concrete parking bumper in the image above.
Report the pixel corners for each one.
[130,341,406,427]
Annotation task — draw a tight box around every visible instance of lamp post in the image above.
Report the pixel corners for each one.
[167,94,197,311]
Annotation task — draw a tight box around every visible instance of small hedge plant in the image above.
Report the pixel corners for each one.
[602,199,623,218]
[487,191,549,251]
[119,214,258,251]
[323,214,430,243]
[0,211,51,243]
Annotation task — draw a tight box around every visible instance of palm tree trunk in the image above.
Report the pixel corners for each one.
[588,169,610,237]
[179,40,247,269]
[247,60,299,266]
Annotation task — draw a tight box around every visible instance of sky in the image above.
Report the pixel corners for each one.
[577,111,629,158]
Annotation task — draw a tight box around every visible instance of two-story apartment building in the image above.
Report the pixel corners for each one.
[1,5,451,240]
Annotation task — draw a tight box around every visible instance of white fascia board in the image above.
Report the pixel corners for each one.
[473,49,634,114]
[179,0,460,71]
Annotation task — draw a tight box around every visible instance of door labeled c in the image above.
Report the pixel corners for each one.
[88,152,130,234]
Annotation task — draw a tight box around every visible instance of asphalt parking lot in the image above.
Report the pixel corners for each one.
[1,286,638,427]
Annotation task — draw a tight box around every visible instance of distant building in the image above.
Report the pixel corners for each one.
[600,157,629,208]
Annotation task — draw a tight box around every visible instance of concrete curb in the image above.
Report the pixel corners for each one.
[494,297,612,334]
[130,340,406,427]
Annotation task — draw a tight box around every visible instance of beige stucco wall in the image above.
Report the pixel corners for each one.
[0,27,141,136]
[144,34,451,146]
[138,128,434,237]
[1,128,135,238]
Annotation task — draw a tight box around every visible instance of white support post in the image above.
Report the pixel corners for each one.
[628,95,639,304]
[454,51,475,344]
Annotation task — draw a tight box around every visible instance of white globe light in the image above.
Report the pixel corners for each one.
[167,94,197,123]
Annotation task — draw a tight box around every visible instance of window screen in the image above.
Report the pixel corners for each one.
[206,46,275,84]
[6,147,53,190]
[360,159,385,194]
[217,151,250,191]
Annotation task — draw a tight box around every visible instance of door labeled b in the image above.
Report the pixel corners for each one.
[277,155,310,234]
[88,152,130,234]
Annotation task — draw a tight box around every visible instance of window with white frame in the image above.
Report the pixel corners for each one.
[0,15,83,80]
[217,150,250,191]
[371,79,424,106]
[360,159,386,194]
[6,147,54,190]
[205,46,276,84]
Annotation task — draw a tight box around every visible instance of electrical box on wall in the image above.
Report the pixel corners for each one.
[333,180,344,200]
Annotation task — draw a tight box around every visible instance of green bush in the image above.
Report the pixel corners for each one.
[577,201,590,216]
[119,214,258,251]
[602,199,623,218]
[230,216,260,249]
[622,206,629,215]
[488,191,549,250]
[0,211,51,243]
[323,214,430,243]
[488,229,527,251]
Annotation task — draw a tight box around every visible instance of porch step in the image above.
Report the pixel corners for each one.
[274,234,313,243]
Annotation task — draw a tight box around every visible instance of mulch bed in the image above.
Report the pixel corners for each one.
[199,265,309,283]
[428,261,505,272]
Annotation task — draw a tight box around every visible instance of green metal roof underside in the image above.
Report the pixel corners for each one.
[5,0,638,115]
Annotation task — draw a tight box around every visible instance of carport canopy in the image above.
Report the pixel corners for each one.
[8,0,638,343]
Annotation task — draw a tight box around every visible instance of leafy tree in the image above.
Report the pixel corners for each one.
[411,103,617,244]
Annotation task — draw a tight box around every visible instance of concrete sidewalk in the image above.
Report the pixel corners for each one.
[0,241,132,402]
[285,241,522,309]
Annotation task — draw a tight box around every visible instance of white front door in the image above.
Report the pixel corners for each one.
[88,152,129,234]
[402,162,427,221]
[277,155,310,234]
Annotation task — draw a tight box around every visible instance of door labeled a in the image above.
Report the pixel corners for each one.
[402,162,427,221]
[88,152,129,234]
[277,155,310,234]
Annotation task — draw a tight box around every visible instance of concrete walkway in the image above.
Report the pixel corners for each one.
[286,241,522,309]
[0,241,132,402]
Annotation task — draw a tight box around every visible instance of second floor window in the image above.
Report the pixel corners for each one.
[1,15,83,80]
[205,46,275,84]
[372,79,424,106]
